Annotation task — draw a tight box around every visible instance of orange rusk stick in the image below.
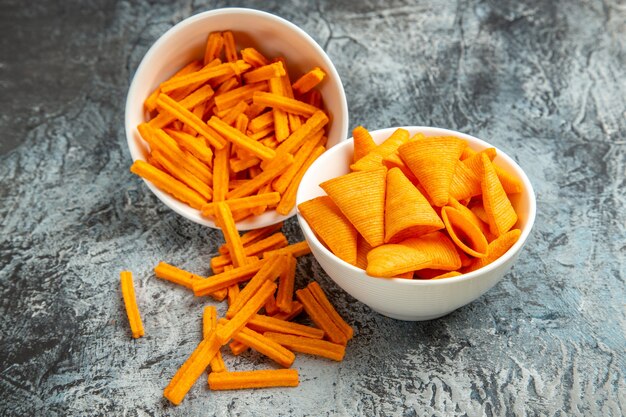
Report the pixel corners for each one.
[228,340,249,355]
[154,261,204,289]
[212,142,230,202]
[169,58,222,102]
[245,102,267,119]
[208,369,299,390]
[163,332,221,405]
[227,153,294,199]
[192,260,265,296]
[204,32,224,64]
[120,271,144,338]
[151,150,213,201]
[208,116,276,161]
[265,294,279,315]
[203,307,227,373]
[296,287,347,345]
[160,61,250,93]
[226,255,284,318]
[149,85,214,129]
[166,129,214,166]
[202,193,281,217]
[222,31,237,62]
[151,128,213,183]
[247,314,324,339]
[209,287,228,302]
[272,129,324,194]
[215,83,269,111]
[230,156,261,173]
[130,160,207,210]
[218,222,284,255]
[275,145,325,215]
[227,283,240,306]
[269,77,290,142]
[253,91,319,117]
[276,255,296,312]
[249,126,275,141]
[217,280,278,343]
[272,110,328,158]
[263,332,345,361]
[248,111,274,133]
[262,241,311,259]
[235,113,249,134]
[145,60,203,111]
[306,89,322,108]
[306,282,353,340]
[220,101,249,126]
[292,67,326,94]
[271,301,304,321]
[211,232,288,272]
[214,202,247,268]
[243,62,286,84]
[157,94,227,149]
[219,318,295,367]
[241,47,270,67]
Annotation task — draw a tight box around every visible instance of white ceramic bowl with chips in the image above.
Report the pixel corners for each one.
[125,8,348,230]
[296,126,536,321]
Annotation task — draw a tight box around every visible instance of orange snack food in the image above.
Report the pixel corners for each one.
[292,67,326,94]
[306,282,353,341]
[263,332,346,362]
[120,271,144,339]
[296,287,347,345]
[208,369,299,390]
[276,255,297,312]
[203,307,227,373]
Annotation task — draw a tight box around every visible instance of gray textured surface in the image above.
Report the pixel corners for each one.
[1,0,625,415]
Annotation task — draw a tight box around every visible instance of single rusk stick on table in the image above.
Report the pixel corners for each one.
[263,332,345,361]
[217,280,278,344]
[275,255,296,313]
[203,307,227,373]
[130,160,207,211]
[214,202,247,268]
[217,222,284,255]
[226,255,285,318]
[192,259,265,297]
[306,282,353,341]
[120,271,144,338]
[156,94,227,149]
[208,369,299,390]
[154,262,227,300]
[218,318,295,367]
[163,332,222,405]
[296,287,347,345]
[246,314,324,339]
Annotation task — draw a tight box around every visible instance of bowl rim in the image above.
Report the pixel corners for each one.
[296,125,537,286]
[124,7,349,230]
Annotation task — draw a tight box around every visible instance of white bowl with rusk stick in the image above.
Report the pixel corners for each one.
[296,126,536,321]
[125,8,348,230]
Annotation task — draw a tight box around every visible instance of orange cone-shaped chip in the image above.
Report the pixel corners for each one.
[366,231,461,277]
[441,206,488,258]
[350,128,409,172]
[320,168,386,248]
[298,196,358,265]
[465,229,521,273]
[480,154,518,236]
[398,136,466,207]
[384,168,444,243]
[355,234,371,270]
[352,126,377,164]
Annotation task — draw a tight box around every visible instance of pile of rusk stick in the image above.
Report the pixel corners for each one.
[121,209,353,405]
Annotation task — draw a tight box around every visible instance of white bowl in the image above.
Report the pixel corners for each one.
[296,126,536,321]
[125,8,349,230]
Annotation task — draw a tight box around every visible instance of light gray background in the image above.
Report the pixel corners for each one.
[1,1,624,416]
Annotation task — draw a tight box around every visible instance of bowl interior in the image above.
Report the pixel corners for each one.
[296,126,537,283]
[125,8,348,230]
